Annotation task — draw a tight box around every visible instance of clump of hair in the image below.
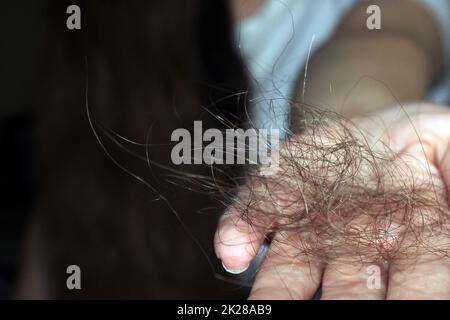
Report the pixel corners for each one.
[223,104,450,266]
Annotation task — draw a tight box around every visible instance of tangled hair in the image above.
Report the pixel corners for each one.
[223,104,450,266]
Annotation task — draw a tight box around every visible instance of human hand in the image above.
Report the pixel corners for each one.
[214,103,450,299]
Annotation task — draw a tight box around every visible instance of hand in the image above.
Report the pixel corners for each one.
[214,103,450,299]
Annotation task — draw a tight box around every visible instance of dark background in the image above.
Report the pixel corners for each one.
[0,0,250,299]
[0,0,46,298]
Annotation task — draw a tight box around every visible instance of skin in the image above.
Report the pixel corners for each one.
[294,0,443,117]
[216,103,450,299]
[229,0,266,20]
[217,0,449,299]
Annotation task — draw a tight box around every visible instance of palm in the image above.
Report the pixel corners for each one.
[215,103,450,299]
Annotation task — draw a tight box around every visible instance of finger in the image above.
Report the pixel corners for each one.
[386,141,450,299]
[387,255,450,299]
[215,171,302,274]
[321,260,388,300]
[214,208,266,274]
[437,139,450,206]
[248,233,324,300]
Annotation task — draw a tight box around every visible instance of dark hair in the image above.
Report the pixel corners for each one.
[30,0,249,298]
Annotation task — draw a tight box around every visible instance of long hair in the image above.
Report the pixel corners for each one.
[28,0,249,298]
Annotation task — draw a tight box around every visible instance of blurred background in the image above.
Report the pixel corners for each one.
[0,0,45,298]
[0,0,252,299]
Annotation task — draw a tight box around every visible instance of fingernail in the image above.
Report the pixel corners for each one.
[221,261,248,274]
